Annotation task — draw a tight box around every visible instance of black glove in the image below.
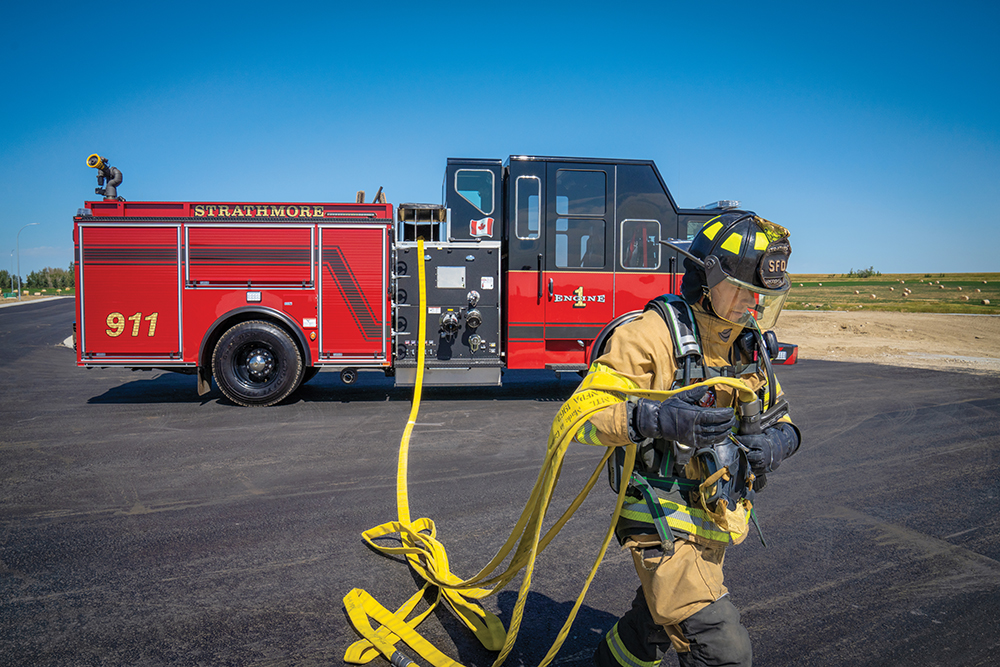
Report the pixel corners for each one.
[630,387,737,448]
[738,422,800,474]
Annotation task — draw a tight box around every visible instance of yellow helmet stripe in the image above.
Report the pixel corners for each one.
[720,232,743,255]
[701,220,724,240]
[755,232,769,250]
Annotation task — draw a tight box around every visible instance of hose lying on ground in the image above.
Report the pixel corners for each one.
[343,239,756,667]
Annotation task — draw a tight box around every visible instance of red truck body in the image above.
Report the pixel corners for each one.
[74,156,737,405]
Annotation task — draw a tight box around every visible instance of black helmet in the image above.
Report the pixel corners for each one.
[669,211,791,328]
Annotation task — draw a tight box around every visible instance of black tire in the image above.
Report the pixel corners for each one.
[212,320,303,406]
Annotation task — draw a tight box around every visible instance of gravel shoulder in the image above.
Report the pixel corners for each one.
[773,310,1000,375]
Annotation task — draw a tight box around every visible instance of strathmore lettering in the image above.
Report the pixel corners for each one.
[193,204,326,218]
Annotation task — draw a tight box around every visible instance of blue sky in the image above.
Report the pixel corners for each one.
[3,1,997,278]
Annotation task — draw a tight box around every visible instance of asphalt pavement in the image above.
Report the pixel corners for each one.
[2,299,999,666]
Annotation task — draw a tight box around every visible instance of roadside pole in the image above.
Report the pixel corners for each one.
[16,223,40,301]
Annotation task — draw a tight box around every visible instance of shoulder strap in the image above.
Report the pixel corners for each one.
[644,294,703,386]
[644,294,760,385]
[644,294,700,361]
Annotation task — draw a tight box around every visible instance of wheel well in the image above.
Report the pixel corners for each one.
[199,307,312,375]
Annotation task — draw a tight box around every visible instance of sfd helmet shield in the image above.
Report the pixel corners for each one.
[758,239,791,290]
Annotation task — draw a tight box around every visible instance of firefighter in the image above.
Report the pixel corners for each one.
[576,212,801,667]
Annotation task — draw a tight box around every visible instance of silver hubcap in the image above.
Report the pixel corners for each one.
[246,348,274,381]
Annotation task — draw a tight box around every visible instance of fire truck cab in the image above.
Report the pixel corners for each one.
[74,155,731,405]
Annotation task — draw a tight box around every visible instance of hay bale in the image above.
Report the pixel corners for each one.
[870,294,877,299]
[855,290,860,294]
[984,299,992,305]
[961,295,970,301]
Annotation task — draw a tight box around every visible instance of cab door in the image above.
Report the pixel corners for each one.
[542,163,614,366]
[504,159,547,368]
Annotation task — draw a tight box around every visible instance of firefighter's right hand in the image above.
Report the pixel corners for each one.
[630,388,737,447]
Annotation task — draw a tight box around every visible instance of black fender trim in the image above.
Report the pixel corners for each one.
[198,306,313,371]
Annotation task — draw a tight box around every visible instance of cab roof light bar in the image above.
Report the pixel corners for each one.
[698,200,741,210]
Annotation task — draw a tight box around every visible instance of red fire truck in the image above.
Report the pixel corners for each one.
[74,155,760,406]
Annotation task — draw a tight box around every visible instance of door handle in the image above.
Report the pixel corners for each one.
[537,253,543,300]
[548,278,554,297]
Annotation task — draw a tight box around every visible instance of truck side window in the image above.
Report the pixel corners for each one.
[455,169,494,215]
[515,176,541,239]
[556,170,605,216]
[556,218,605,268]
[680,215,710,240]
[621,219,661,269]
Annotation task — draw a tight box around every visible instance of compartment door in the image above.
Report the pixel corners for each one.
[79,225,182,362]
[319,224,390,362]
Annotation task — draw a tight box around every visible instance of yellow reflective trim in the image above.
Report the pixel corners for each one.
[701,221,724,240]
[754,232,768,250]
[574,421,604,447]
[720,232,743,255]
[620,498,733,544]
[607,621,659,667]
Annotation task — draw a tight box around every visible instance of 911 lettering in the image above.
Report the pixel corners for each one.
[105,311,158,337]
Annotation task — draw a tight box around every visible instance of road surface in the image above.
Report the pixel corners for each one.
[2,299,998,666]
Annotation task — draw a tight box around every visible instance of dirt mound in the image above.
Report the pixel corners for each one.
[773,311,1000,375]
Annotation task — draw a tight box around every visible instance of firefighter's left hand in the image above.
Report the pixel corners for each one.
[737,423,800,474]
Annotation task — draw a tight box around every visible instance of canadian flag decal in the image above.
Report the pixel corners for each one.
[471,217,495,238]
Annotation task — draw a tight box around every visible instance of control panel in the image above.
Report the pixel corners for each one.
[393,241,502,386]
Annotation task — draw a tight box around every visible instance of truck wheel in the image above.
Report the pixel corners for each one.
[212,320,303,406]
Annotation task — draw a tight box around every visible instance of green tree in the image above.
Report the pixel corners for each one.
[25,270,44,289]
[24,266,74,290]
[848,266,881,278]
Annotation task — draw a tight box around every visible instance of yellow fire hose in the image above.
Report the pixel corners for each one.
[343,239,756,667]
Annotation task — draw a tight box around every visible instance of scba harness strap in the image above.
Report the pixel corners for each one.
[643,294,760,386]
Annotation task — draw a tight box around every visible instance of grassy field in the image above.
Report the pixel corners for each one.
[786,272,1000,314]
[2,287,75,299]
